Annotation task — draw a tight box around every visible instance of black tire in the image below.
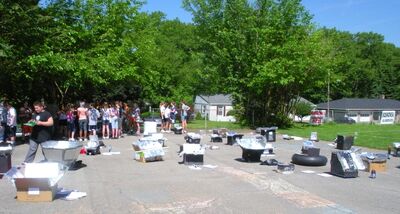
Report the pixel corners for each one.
[291,154,328,166]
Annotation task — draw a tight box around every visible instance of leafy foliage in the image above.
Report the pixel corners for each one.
[0,0,399,126]
[293,101,313,123]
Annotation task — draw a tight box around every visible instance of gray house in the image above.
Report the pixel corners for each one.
[316,98,400,124]
[194,94,236,122]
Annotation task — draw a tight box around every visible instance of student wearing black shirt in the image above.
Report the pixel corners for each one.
[24,101,54,163]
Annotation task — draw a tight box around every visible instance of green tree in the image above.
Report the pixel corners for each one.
[293,101,313,123]
[26,0,150,104]
[0,0,48,103]
[184,0,327,127]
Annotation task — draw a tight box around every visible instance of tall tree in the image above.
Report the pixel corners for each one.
[184,0,327,127]
[0,0,47,103]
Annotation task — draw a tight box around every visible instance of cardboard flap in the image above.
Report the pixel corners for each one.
[15,178,52,191]
[25,162,60,178]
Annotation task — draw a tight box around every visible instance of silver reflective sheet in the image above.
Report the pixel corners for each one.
[41,141,83,167]
[237,135,267,150]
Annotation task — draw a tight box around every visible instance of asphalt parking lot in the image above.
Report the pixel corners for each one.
[1,130,399,214]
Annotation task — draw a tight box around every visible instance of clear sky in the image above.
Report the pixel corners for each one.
[141,0,399,47]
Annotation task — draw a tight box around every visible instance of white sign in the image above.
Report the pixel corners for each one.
[380,111,395,124]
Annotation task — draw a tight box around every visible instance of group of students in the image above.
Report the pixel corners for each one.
[159,101,190,133]
[58,101,141,141]
[1,99,190,164]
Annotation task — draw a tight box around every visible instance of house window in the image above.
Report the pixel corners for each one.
[201,105,206,114]
[217,105,224,116]
[347,112,357,117]
[373,112,380,120]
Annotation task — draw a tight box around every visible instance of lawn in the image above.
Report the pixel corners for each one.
[280,123,400,150]
[188,120,400,150]
[188,119,245,130]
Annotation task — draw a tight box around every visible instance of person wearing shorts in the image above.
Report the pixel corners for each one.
[77,101,88,141]
[88,103,100,136]
[101,103,110,139]
[5,101,17,145]
[180,101,190,133]
[110,104,119,139]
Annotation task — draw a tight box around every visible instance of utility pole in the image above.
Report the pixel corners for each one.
[327,69,330,121]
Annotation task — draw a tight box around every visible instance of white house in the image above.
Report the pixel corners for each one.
[316,98,400,124]
[194,94,236,122]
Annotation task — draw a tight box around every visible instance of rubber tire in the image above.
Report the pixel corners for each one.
[291,154,328,166]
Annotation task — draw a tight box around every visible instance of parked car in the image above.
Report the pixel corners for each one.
[337,117,356,124]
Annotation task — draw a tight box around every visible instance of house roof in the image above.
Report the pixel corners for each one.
[197,94,233,105]
[316,98,400,110]
[290,96,315,106]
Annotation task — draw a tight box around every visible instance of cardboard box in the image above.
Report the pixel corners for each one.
[15,178,58,202]
[135,151,146,163]
[365,161,386,172]
[6,162,64,202]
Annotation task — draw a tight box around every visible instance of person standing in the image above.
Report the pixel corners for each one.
[5,101,17,145]
[133,103,141,135]
[24,101,54,163]
[109,103,119,139]
[164,103,171,133]
[57,106,68,139]
[181,101,190,133]
[101,102,110,139]
[169,102,177,130]
[0,101,6,143]
[160,102,166,132]
[77,101,88,141]
[66,104,77,141]
[88,103,100,136]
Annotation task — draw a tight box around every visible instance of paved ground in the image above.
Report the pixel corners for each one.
[1,130,399,214]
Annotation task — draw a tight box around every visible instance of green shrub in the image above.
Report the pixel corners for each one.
[195,112,203,120]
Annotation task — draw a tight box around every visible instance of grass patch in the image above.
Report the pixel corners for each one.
[188,119,245,130]
[186,120,400,150]
[280,123,400,150]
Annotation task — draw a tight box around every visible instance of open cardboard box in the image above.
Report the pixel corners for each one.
[6,162,65,202]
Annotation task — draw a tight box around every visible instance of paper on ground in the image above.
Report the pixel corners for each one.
[318,173,333,177]
[102,151,121,155]
[301,170,316,174]
[262,154,275,157]
[292,136,303,140]
[202,164,218,169]
[65,191,87,200]
[188,165,202,170]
